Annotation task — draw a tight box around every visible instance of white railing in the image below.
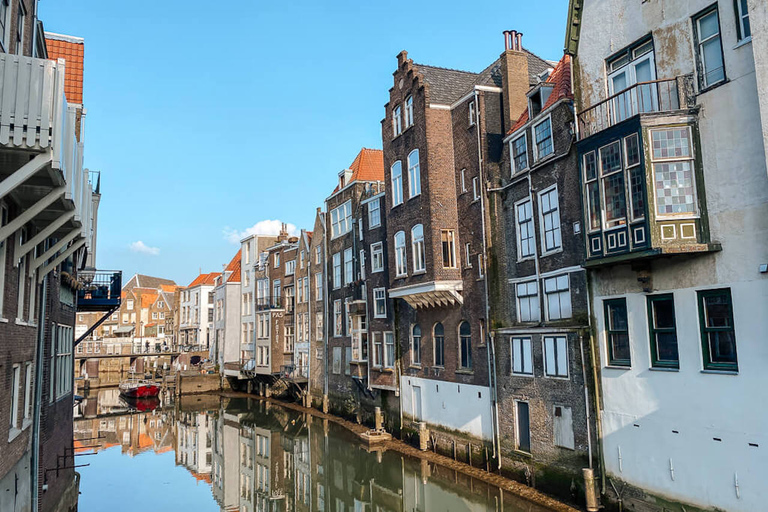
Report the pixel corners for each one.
[0,53,95,250]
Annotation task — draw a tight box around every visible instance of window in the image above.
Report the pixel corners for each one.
[516,199,535,259]
[343,248,353,285]
[393,105,402,137]
[333,300,342,337]
[600,141,627,228]
[274,253,280,267]
[371,242,384,272]
[384,332,395,368]
[472,176,480,201]
[315,312,323,340]
[405,95,414,127]
[314,273,323,301]
[544,336,568,378]
[373,288,386,318]
[460,169,467,193]
[698,288,737,371]
[368,198,381,228]
[735,0,750,41]
[512,337,533,375]
[272,280,281,307]
[152,312,158,320]
[0,1,8,50]
[647,294,679,369]
[373,332,383,367]
[391,161,403,207]
[528,85,553,118]
[511,134,528,174]
[468,100,476,125]
[607,37,657,122]
[433,323,444,367]
[315,246,322,264]
[345,299,352,336]
[244,243,251,264]
[516,281,540,322]
[604,298,631,367]
[441,230,456,268]
[332,253,341,289]
[649,127,697,217]
[464,243,472,268]
[411,224,425,272]
[330,201,352,238]
[296,278,305,303]
[126,299,134,310]
[459,321,472,369]
[394,231,407,276]
[10,363,19,429]
[539,187,561,253]
[299,250,305,269]
[410,325,421,366]
[407,149,421,198]
[516,401,531,453]
[694,6,725,89]
[544,275,572,320]
[533,117,553,159]
[14,0,23,55]
[54,324,73,398]
[625,134,645,221]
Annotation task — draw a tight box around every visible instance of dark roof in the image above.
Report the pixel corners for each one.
[414,49,553,105]
[124,274,177,293]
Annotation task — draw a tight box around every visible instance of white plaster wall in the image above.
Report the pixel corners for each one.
[748,0,768,166]
[241,237,256,358]
[400,376,493,441]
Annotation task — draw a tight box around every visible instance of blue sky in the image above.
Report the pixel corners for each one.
[41,0,569,286]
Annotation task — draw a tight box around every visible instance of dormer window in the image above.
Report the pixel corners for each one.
[528,85,553,119]
[338,168,353,189]
[393,105,403,137]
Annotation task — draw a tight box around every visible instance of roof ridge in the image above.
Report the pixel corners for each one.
[414,62,480,75]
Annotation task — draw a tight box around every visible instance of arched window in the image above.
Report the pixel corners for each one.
[459,321,472,369]
[405,95,414,127]
[411,324,421,365]
[408,149,421,198]
[394,231,407,276]
[433,323,445,367]
[411,224,425,272]
[391,161,403,207]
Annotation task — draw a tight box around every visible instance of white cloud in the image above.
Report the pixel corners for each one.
[223,220,299,244]
[129,240,160,256]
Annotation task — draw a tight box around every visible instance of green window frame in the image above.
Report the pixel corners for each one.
[647,294,679,369]
[697,288,738,371]
[604,298,631,367]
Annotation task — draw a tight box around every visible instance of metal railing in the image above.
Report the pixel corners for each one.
[577,75,695,140]
[255,296,282,310]
[77,270,122,305]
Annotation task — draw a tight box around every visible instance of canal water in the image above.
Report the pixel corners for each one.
[74,389,558,512]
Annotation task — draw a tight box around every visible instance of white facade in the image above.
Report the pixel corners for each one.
[400,376,493,441]
[240,235,258,367]
[213,266,242,374]
[180,281,216,350]
[575,1,768,510]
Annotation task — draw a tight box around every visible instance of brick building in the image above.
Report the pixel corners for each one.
[307,209,327,407]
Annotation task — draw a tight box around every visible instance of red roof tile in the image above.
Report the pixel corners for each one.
[187,272,221,288]
[508,55,572,135]
[333,148,384,193]
[45,34,85,105]
[225,250,242,283]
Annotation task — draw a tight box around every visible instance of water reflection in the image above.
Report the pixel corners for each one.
[74,389,555,512]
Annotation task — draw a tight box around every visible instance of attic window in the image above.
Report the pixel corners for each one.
[528,85,553,119]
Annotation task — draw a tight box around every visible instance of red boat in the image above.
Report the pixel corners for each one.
[119,379,160,398]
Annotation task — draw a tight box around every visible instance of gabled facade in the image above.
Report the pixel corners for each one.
[293,229,313,380]
[214,250,241,375]
[179,272,220,351]
[308,209,327,407]
[568,1,768,510]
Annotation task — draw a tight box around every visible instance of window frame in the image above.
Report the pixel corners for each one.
[343,248,353,285]
[411,224,425,273]
[538,185,562,255]
[693,4,727,90]
[370,242,384,273]
[333,300,342,337]
[543,335,569,378]
[367,197,381,228]
[544,274,572,321]
[697,288,738,372]
[604,298,631,367]
[734,0,750,42]
[332,252,341,289]
[384,332,395,369]
[330,200,352,239]
[510,132,529,174]
[516,280,540,323]
[391,161,403,207]
[394,231,407,277]
[410,324,421,366]
[648,126,699,219]
[393,105,402,137]
[511,336,533,376]
[532,115,554,161]
[441,230,456,269]
[647,293,680,369]
[407,149,421,198]
[433,323,445,367]
[468,100,476,126]
[515,197,536,261]
[472,176,480,201]
[459,321,472,370]
[405,95,414,128]
[373,288,387,318]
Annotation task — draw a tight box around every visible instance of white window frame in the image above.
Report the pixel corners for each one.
[372,332,383,368]
[510,133,529,174]
[405,95,414,128]
[126,299,134,310]
[384,332,395,368]
[511,337,533,376]
[332,252,341,289]
[543,335,569,378]
[411,224,425,273]
[333,300,342,337]
[695,6,726,89]
[14,0,24,56]
[538,185,562,255]
[394,231,407,277]
[330,200,352,239]
[464,243,472,268]
[441,230,456,269]
[472,176,480,201]
[343,248,353,285]
[410,325,421,366]
[515,197,536,261]
[367,197,381,228]
[373,288,387,318]
[370,242,384,273]
[477,254,484,278]
[10,363,19,430]
[407,149,421,198]
[274,253,280,267]
[391,161,403,207]
[0,1,9,52]
[468,100,476,126]
[544,274,572,320]
[532,115,554,161]
[315,273,323,301]
[735,0,750,41]
[516,280,540,323]
[285,260,296,276]
[460,169,467,193]
[393,105,402,137]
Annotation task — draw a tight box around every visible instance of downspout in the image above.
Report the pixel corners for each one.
[474,89,502,467]
[31,274,48,512]
[306,237,312,405]
[321,205,330,410]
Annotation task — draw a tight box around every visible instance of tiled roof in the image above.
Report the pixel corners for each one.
[187,272,221,288]
[332,148,384,193]
[225,250,242,283]
[160,284,178,293]
[44,33,84,105]
[124,274,177,292]
[508,54,572,135]
[141,293,158,309]
[415,49,552,105]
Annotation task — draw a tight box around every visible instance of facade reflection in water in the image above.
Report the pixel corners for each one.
[74,389,554,512]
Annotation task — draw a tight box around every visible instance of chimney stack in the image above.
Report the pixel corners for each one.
[500,30,529,132]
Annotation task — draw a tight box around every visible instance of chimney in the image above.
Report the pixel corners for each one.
[277,223,289,242]
[500,30,530,132]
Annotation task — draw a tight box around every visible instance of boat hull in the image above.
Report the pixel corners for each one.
[119,382,160,398]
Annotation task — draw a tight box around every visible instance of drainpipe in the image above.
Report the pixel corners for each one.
[31,276,48,512]
[306,235,312,406]
[473,89,502,467]
[321,203,330,411]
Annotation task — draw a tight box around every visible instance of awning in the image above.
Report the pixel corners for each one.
[114,326,135,334]
[388,280,463,309]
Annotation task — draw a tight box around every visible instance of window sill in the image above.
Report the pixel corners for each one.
[700,369,738,376]
[516,256,536,264]
[511,372,534,378]
[409,365,422,370]
[698,78,730,96]
[649,366,679,372]
[604,365,631,370]
[0,318,7,323]
[733,36,752,50]
[540,248,563,258]
[412,270,427,276]
[8,427,22,442]
[471,198,480,204]
[455,369,474,375]
[513,449,532,458]
[407,193,421,202]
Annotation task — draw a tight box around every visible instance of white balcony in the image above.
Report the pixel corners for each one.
[0,53,95,280]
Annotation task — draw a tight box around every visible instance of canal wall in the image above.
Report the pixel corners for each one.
[176,371,221,395]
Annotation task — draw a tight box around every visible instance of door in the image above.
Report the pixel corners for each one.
[412,385,422,420]
[608,51,657,122]
[516,401,531,453]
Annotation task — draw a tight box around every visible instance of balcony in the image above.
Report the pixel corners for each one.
[255,296,282,311]
[76,270,122,312]
[388,280,463,309]
[577,76,695,140]
[0,53,95,275]
[576,75,718,266]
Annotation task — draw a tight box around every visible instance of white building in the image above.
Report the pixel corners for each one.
[568,1,768,510]
[179,272,219,351]
[214,250,242,374]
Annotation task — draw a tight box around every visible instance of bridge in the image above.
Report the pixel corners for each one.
[74,351,208,361]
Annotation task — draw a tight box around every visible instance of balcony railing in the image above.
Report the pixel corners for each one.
[577,75,695,140]
[256,296,282,310]
[76,270,122,312]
